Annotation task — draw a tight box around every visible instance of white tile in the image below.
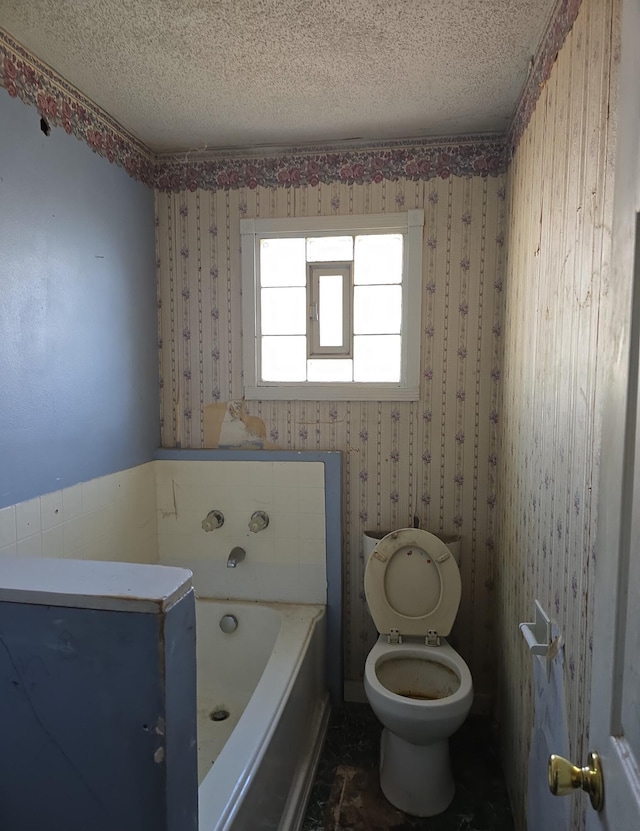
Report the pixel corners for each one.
[273,486,299,513]
[299,512,326,541]
[224,561,261,600]
[92,533,122,563]
[248,462,273,489]
[153,460,179,484]
[298,462,325,488]
[223,504,258,537]
[187,530,223,559]
[298,537,326,565]
[83,508,110,543]
[220,462,251,488]
[40,490,64,530]
[16,498,41,540]
[174,509,210,537]
[158,534,195,565]
[271,512,299,540]
[243,485,273,509]
[62,484,83,520]
[157,510,181,533]
[99,472,121,505]
[17,534,42,558]
[134,532,159,565]
[272,538,299,565]
[0,506,16,548]
[299,563,327,603]
[41,525,64,558]
[298,487,324,514]
[270,564,300,602]
[273,462,299,487]
[0,542,18,558]
[82,477,106,513]
[127,463,154,495]
[156,479,180,514]
[173,461,205,487]
[63,517,85,556]
[245,537,275,564]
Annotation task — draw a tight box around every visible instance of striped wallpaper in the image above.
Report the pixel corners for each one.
[497,0,617,827]
[156,173,506,699]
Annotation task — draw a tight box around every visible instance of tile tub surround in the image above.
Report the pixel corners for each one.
[0,458,330,605]
[0,452,342,704]
[302,703,514,831]
[155,458,326,603]
[0,464,157,564]
[0,460,327,603]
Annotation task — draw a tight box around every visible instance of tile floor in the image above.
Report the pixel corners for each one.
[302,703,514,831]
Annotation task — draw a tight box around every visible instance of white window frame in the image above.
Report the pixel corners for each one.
[241,210,424,401]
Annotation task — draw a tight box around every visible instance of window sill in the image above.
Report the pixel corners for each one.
[243,384,420,401]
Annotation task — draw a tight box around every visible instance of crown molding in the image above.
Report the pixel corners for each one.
[508,0,583,154]
[0,27,154,185]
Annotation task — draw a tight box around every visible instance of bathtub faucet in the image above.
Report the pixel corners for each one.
[227,547,246,568]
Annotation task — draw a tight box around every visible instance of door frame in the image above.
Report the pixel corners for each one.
[587,0,640,826]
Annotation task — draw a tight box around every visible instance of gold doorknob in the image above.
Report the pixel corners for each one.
[548,752,604,811]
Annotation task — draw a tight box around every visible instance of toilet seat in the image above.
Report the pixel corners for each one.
[364,529,461,639]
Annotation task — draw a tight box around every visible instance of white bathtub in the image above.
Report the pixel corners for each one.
[196,599,329,831]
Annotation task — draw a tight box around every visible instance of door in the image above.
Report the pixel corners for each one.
[586,0,640,827]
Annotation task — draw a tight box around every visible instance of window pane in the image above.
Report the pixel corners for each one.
[354,234,403,284]
[261,336,307,381]
[319,274,344,346]
[307,236,353,262]
[353,335,401,382]
[260,238,306,286]
[307,359,353,382]
[354,285,401,334]
[261,287,306,334]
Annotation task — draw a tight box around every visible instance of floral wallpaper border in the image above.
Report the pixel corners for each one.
[0,28,154,185]
[508,0,583,152]
[2,0,581,192]
[152,139,507,192]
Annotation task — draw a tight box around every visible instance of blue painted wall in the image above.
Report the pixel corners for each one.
[0,93,158,508]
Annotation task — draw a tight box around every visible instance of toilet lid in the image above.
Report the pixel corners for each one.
[364,528,461,637]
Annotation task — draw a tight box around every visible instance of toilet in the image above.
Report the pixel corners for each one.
[363,528,473,817]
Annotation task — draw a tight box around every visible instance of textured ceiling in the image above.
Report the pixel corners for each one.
[0,0,557,154]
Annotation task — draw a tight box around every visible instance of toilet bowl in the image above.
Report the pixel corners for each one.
[363,528,473,817]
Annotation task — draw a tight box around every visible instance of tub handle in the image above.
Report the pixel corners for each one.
[202,510,224,532]
[249,511,269,533]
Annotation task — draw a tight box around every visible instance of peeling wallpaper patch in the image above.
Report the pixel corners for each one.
[203,402,276,450]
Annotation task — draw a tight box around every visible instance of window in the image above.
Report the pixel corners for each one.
[241,210,424,400]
